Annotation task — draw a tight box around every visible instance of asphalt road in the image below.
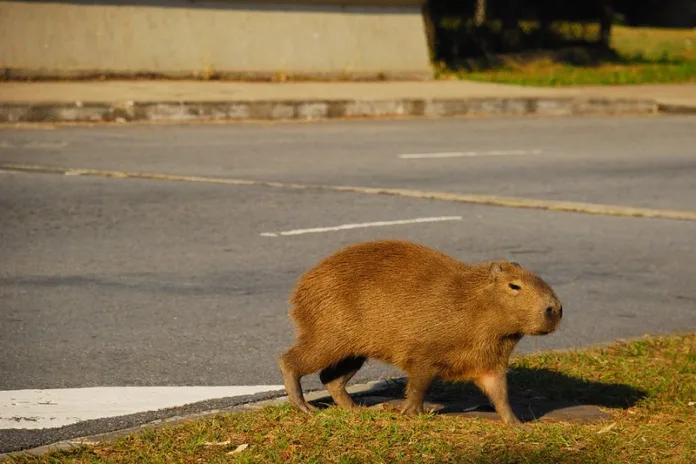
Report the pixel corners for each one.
[1,116,695,210]
[1,115,695,452]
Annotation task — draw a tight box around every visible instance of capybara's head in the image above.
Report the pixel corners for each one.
[486,261,563,336]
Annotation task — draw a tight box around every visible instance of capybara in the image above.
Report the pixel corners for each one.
[278,239,563,424]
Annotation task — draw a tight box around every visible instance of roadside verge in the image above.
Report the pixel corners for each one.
[4,333,694,463]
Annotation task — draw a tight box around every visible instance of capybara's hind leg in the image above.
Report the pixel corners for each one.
[319,356,366,409]
[278,346,317,414]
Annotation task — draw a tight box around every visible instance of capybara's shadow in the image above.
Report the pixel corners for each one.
[310,367,646,423]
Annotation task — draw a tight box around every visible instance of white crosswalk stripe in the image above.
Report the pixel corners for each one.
[0,386,285,429]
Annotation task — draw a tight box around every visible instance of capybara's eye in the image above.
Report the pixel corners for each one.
[508,283,521,291]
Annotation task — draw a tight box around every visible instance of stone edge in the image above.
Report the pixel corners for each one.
[0,379,399,462]
[0,97,671,124]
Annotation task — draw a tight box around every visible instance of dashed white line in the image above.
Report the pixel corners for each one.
[0,386,285,429]
[260,216,463,237]
[398,149,542,159]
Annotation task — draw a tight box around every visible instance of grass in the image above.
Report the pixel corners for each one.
[8,333,696,463]
[460,59,696,86]
[443,24,696,86]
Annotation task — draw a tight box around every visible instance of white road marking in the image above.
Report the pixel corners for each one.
[0,385,284,429]
[398,149,542,159]
[260,216,463,237]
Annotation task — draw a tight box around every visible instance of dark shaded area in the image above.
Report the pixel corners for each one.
[423,0,694,69]
[312,367,646,423]
[442,45,648,73]
[614,0,696,28]
[427,366,645,421]
[505,366,646,408]
[0,271,294,297]
[319,356,367,384]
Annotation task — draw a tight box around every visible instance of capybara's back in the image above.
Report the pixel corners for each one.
[278,239,563,422]
[289,239,464,350]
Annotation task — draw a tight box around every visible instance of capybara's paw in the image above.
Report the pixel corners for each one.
[504,418,525,430]
[400,404,424,416]
[291,401,318,414]
[303,403,319,413]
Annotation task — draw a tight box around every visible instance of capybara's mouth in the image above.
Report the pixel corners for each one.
[533,327,556,335]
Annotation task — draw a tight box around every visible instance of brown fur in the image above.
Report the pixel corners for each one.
[278,239,563,424]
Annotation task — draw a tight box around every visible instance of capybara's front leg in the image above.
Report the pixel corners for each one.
[401,370,436,416]
[475,371,521,426]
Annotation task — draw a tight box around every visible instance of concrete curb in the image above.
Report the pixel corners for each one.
[0,379,398,461]
[0,97,668,124]
[656,102,696,114]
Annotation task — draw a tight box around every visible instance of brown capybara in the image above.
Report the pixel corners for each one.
[278,239,563,425]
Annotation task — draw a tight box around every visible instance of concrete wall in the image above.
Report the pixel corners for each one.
[0,0,433,80]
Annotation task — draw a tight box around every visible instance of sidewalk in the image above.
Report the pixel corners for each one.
[1,80,695,123]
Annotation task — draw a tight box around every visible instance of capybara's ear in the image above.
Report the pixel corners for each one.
[488,261,504,281]
[510,261,522,268]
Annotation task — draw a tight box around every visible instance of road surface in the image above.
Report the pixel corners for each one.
[1,115,695,453]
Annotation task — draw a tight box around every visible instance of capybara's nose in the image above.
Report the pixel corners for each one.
[546,302,562,319]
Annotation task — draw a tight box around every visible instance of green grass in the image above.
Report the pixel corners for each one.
[446,25,696,86]
[8,333,696,463]
[460,59,696,86]
[610,26,695,60]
